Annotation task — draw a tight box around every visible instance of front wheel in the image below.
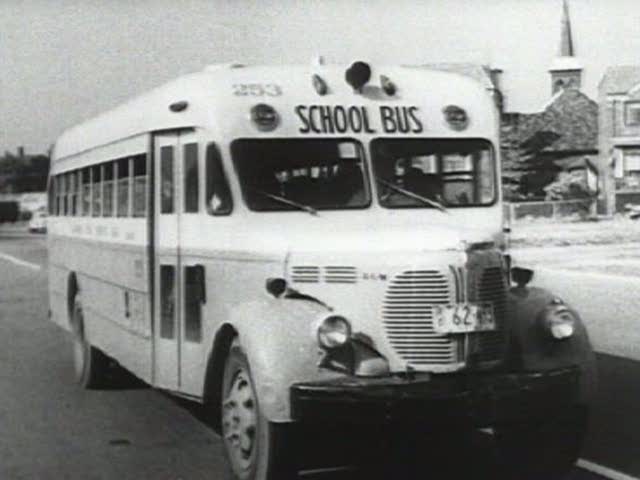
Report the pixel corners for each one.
[494,406,589,480]
[71,294,110,389]
[221,341,294,480]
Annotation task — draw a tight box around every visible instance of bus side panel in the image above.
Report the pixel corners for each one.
[48,218,153,383]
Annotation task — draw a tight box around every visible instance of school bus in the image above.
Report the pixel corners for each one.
[48,61,596,480]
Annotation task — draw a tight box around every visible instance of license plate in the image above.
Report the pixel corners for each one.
[432,303,496,334]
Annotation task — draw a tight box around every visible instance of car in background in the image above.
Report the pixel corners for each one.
[28,209,47,234]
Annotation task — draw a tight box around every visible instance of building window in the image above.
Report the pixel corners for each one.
[625,102,640,126]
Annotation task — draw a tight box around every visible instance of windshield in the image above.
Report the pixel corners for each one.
[232,139,370,212]
[371,139,496,208]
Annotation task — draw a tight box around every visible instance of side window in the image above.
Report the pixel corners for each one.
[117,157,130,217]
[184,265,204,342]
[206,144,232,215]
[160,146,174,214]
[91,165,102,217]
[60,173,67,215]
[103,162,114,217]
[81,168,91,216]
[132,155,147,217]
[160,265,176,339]
[48,176,56,215]
[68,171,77,216]
[184,143,199,213]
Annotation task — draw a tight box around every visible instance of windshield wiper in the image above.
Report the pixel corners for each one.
[255,190,318,216]
[376,177,449,214]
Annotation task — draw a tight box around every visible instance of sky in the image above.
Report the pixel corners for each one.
[1,0,640,154]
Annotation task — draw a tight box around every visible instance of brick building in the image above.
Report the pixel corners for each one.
[598,66,640,213]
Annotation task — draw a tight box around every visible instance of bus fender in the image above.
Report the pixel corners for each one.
[506,286,597,404]
[224,297,342,423]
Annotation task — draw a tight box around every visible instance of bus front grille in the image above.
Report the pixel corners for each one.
[470,266,508,363]
[382,270,458,366]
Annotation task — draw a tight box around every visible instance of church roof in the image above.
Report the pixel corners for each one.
[518,89,598,152]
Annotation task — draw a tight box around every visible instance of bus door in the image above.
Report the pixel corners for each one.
[153,133,182,390]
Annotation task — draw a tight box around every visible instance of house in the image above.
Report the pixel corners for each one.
[598,66,640,213]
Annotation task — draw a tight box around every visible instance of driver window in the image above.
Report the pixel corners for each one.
[206,143,232,215]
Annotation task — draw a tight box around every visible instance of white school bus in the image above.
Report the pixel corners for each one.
[48,61,596,480]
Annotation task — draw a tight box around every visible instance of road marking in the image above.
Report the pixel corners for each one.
[0,252,41,271]
[578,459,640,480]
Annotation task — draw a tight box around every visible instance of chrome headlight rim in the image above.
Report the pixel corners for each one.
[317,314,352,350]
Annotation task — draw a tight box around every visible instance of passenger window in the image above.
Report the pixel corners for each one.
[206,144,232,215]
[117,158,130,217]
[81,168,91,216]
[132,155,147,217]
[161,146,174,214]
[92,165,102,217]
[184,143,199,213]
[103,162,114,217]
[184,265,204,342]
[160,265,176,339]
[53,175,61,215]
[48,177,55,215]
[60,173,67,215]
[68,171,77,216]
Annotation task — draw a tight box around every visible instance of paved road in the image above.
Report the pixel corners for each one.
[0,232,611,479]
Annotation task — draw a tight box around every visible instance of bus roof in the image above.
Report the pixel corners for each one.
[52,63,496,163]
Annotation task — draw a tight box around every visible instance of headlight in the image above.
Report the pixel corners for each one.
[540,302,576,340]
[317,315,351,349]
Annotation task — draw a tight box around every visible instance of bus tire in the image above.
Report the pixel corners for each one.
[71,293,110,389]
[220,341,295,480]
[494,405,588,480]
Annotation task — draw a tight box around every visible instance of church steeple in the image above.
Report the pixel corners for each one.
[549,0,582,95]
[559,0,574,56]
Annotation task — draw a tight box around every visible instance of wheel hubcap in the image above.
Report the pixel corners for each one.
[222,368,257,474]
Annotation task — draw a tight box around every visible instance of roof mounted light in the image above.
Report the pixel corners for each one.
[312,74,328,95]
[250,103,279,132]
[345,61,371,93]
[169,101,188,112]
[380,75,396,96]
[443,105,469,131]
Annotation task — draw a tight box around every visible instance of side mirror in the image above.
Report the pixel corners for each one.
[511,267,534,288]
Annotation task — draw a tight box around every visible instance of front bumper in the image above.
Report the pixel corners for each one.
[290,367,580,427]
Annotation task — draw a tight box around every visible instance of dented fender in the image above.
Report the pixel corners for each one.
[507,286,597,404]
[226,297,345,422]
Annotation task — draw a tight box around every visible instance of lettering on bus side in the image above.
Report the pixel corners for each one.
[295,105,423,135]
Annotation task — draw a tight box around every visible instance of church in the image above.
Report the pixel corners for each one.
[498,0,598,203]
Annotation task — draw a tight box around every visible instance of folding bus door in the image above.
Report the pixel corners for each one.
[153,133,181,390]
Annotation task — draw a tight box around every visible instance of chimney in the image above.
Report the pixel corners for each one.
[17,146,25,159]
